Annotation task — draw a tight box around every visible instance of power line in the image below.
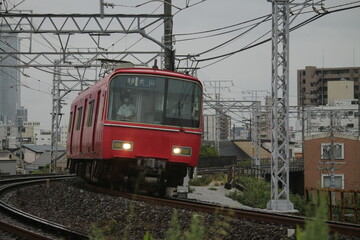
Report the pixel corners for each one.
[0,68,52,95]
[194,3,360,64]
[174,1,315,43]
[174,14,271,38]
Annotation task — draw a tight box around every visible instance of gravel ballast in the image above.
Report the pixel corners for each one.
[2,177,358,240]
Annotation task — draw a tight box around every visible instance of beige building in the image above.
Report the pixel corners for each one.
[297,66,360,107]
[0,150,19,175]
[327,80,354,106]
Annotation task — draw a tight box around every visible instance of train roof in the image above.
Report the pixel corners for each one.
[109,68,201,82]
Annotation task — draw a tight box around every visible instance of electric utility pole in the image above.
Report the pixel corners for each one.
[329,111,336,204]
[267,0,294,211]
[164,0,174,71]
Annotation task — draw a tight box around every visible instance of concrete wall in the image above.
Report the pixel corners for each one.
[0,160,16,175]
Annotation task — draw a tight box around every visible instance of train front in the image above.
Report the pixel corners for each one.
[103,69,202,192]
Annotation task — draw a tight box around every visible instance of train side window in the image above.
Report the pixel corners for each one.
[76,107,83,130]
[87,100,95,127]
[68,112,73,133]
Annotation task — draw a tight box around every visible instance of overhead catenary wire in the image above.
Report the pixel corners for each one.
[108,0,208,60]
[193,3,360,65]
[173,0,317,41]
[0,68,52,95]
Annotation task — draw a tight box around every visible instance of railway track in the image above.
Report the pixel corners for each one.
[0,175,89,240]
[1,175,359,239]
[86,183,360,238]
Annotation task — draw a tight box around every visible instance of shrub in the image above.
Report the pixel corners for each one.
[228,176,306,213]
[228,176,270,208]
[199,144,219,157]
[189,175,212,186]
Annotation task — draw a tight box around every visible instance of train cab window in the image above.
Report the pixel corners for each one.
[108,75,165,124]
[87,100,95,127]
[165,79,201,128]
[107,74,201,128]
[76,107,83,130]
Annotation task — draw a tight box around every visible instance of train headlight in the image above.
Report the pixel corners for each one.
[112,141,133,151]
[172,146,192,156]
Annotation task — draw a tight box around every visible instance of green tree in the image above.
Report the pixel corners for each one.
[200,144,219,157]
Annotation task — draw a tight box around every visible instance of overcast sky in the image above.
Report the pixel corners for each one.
[6,0,360,129]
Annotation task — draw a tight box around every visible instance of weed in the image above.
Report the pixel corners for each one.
[297,194,329,240]
[89,223,105,240]
[165,210,183,240]
[184,214,205,240]
[102,219,118,235]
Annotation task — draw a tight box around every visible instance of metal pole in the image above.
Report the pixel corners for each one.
[50,61,61,173]
[267,0,294,211]
[330,111,335,204]
[164,0,174,71]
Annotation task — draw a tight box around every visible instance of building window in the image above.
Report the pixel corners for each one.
[321,174,344,189]
[311,112,317,119]
[321,143,344,159]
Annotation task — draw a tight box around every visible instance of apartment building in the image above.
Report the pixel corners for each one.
[297,66,360,107]
[202,114,231,141]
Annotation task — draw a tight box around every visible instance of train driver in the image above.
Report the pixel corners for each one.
[117,95,136,121]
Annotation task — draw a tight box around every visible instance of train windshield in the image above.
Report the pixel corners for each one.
[107,74,202,128]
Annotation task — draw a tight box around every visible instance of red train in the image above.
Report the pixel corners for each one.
[67,67,203,194]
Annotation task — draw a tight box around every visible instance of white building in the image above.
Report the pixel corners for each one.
[59,126,68,146]
[295,99,359,143]
[0,124,18,150]
[34,128,52,145]
[203,114,231,141]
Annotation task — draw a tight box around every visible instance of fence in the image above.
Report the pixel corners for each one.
[197,156,237,168]
[305,187,360,223]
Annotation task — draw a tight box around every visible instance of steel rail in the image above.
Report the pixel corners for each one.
[0,175,88,240]
[86,183,360,237]
[0,220,55,240]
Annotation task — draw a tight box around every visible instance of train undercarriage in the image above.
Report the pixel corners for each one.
[68,158,193,196]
